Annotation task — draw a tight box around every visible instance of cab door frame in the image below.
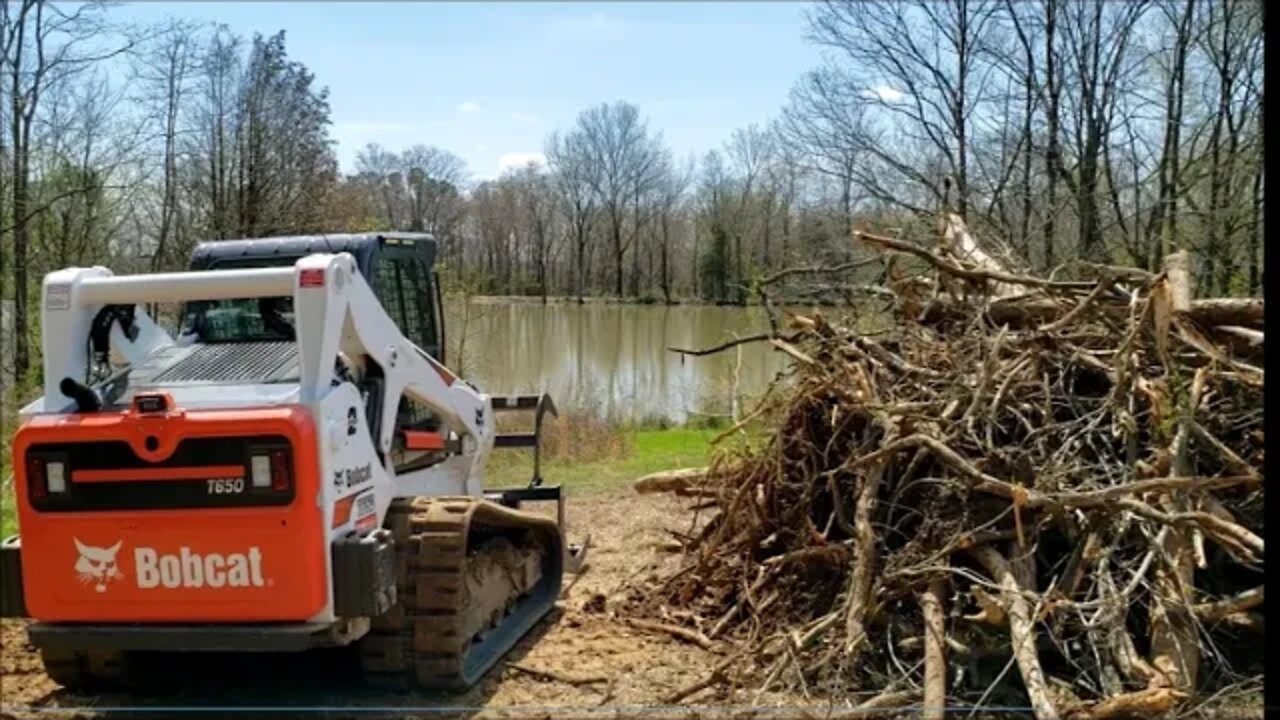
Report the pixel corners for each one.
[372,239,442,362]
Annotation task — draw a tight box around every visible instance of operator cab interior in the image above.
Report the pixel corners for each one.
[184,232,445,363]
[183,233,451,471]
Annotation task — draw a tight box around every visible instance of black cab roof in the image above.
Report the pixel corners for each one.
[187,232,436,277]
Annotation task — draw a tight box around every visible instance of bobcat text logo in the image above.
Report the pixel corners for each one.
[74,538,125,593]
[135,546,267,589]
[335,462,372,490]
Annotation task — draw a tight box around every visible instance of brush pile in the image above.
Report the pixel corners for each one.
[631,217,1264,719]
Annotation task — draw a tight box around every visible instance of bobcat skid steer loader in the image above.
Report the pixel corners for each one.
[0,233,586,692]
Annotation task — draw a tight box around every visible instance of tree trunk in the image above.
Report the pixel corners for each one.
[1078,130,1104,262]
[612,215,624,297]
[10,2,28,380]
[660,214,671,304]
[1150,0,1196,269]
[1249,138,1262,293]
[955,0,969,222]
[576,219,587,304]
[1042,0,1059,270]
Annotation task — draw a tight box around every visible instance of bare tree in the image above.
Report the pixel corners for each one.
[576,101,662,297]
[779,68,871,232]
[545,128,598,303]
[724,124,773,303]
[1145,0,1196,268]
[1057,0,1149,263]
[134,18,199,270]
[655,152,693,304]
[188,25,241,240]
[807,0,1000,221]
[4,0,132,377]
[401,144,465,235]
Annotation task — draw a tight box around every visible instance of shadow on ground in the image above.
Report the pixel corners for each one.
[26,609,566,720]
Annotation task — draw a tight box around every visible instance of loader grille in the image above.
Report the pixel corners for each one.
[152,342,298,384]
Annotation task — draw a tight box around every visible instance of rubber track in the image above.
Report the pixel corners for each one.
[359,496,564,691]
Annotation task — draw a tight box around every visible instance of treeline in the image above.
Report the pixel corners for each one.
[370,0,1266,303]
[0,4,337,391]
[0,0,1265,389]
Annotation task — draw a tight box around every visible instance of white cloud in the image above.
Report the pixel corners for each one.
[499,151,547,173]
[511,112,541,125]
[863,84,905,103]
[457,100,482,113]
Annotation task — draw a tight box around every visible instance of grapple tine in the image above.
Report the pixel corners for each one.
[490,393,557,487]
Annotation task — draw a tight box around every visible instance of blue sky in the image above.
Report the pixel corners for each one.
[113,1,824,180]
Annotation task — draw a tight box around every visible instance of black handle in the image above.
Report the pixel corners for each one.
[60,377,102,413]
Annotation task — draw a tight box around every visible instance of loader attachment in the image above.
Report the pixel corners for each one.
[490,393,557,487]
[486,393,588,574]
[483,485,589,575]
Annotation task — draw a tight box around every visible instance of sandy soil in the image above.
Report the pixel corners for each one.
[0,492,807,719]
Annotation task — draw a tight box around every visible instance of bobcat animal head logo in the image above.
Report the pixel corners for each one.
[74,538,125,593]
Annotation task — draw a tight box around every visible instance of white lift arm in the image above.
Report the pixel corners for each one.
[36,254,492,475]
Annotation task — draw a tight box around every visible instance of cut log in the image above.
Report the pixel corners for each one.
[937,212,1022,298]
[633,468,708,495]
[1187,297,1265,328]
[1163,251,1193,312]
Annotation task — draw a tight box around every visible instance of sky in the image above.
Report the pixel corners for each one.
[112,1,826,181]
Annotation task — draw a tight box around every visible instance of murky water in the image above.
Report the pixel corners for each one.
[443,300,795,423]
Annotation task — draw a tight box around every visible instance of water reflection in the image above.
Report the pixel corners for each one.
[444,301,792,423]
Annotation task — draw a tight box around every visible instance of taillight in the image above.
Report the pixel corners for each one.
[270,449,289,491]
[270,449,290,491]
[248,448,291,493]
[27,457,46,500]
[26,456,67,499]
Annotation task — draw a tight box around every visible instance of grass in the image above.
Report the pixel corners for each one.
[485,425,721,494]
[1,483,13,539]
[1,411,14,539]
[0,424,723,538]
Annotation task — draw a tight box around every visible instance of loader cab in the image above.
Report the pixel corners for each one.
[186,233,445,363]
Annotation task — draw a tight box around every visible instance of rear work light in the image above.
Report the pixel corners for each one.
[27,456,68,499]
[46,461,67,493]
[248,447,292,493]
[250,455,272,489]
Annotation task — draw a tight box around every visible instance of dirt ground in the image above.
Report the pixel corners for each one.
[0,492,820,720]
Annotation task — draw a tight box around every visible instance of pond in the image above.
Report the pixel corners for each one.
[442,300,799,424]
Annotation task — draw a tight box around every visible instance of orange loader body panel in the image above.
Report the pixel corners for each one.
[14,405,327,624]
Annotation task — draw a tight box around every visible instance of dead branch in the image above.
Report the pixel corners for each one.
[857,229,1094,292]
[970,545,1060,720]
[623,227,1261,713]
[624,618,715,651]
[920,578,948,720]
[669,331,803,357]
[1068,687,1186,720]
[507,663,609,686]
[663,653,741,704]
[1193,586,1264,621]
